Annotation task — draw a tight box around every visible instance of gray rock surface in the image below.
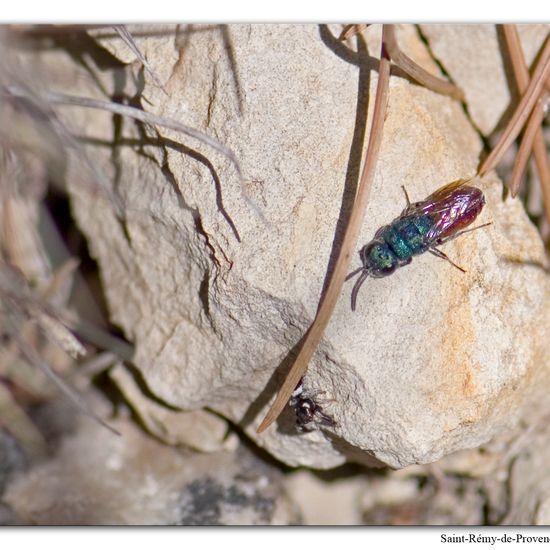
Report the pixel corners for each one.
[0,430,26,525]
[0,430,26,496]
[4,415,298,525]
[47,24,550,468]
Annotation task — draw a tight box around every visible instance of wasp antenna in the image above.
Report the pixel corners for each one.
[350,270,369,311]
[345,265,365,282]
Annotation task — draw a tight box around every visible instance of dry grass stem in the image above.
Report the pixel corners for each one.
[257,28,392,433]
[384,25,465,102]
[2,85,120,212]
[478,34,550,177]
[114,25,168,94]
[510,90,549,197]
[10,328,120,436]
[68,317,135,362]
[33,311,86,359]
[39,258,80,304]
[3,85,241,178]
[0,261,118,435]
[501,25,550,232]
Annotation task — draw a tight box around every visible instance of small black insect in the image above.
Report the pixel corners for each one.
[290,378,336,432]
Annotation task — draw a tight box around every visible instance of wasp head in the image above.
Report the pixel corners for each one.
[346,241,398,311]
[360,241,398,277]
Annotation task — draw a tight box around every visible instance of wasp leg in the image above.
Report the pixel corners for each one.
[436,222,493,246]
[401,185,412,207]
[306,389,337,406]
[429,247,466,273]
[318,410,337,428]
[307,389,326,400]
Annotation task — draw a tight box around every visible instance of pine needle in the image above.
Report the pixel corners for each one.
[257,27,392,433]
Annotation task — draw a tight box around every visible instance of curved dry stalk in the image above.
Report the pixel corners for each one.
[340,24,369,41]
[502,25,550,221]
[478,34,550,177]
[384,25,464,102]
[3,86,241,177]
[256,28,392,434]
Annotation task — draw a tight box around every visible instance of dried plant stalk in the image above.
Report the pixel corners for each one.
[10,329,120,436]
[478,34,550,177]
[510,90,549,196]
[340,25,464,102]
[114,25,167,94]
[384,25,464,101]
[3,86,241,177]
[257,28,392,433]
[0,262,119,435]
[340,24,369,41]
[501,24,550,226]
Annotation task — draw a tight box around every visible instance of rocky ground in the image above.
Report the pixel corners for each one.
[1,24,549,525]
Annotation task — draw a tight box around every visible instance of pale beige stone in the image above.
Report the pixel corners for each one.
[28,24,550,469]
[109,362,236,452]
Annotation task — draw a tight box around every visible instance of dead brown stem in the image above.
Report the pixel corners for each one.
[478,33,550,177]
[256,27,392,434]
[384,25,464,102]
[339,24,369,41]
[510,90,549,197]
[501,24,550,230]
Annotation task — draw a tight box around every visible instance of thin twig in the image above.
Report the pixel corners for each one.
[256,27,392,434]
[384,25,464,102]
[114,25,168,95]
[68,317,135,362]
[478,34,550,177]
[501,24,550,225]
[9,326,120,436]
[510,89,549,196]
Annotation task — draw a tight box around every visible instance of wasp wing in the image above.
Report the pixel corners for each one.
[402,179,471,216]
[402,178,483,242]
[423,178,472,202]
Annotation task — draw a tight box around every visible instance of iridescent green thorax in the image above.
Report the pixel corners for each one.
[379,214,433,261]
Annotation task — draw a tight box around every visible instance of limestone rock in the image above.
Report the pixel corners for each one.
[39,24,550,468]
[109,362,237,452]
